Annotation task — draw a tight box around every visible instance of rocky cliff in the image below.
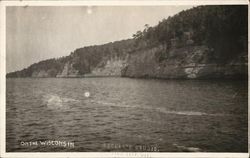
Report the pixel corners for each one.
[122,45,247,79]
[7,5,248,79]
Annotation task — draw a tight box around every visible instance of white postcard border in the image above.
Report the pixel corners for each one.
[0,0,249,158]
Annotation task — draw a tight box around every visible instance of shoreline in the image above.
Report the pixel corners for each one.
[5,76,248,81]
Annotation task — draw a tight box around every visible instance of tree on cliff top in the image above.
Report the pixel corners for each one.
[7,5,248,77]
[133,5,248,61]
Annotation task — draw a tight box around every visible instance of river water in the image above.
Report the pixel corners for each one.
[6,78,248,152]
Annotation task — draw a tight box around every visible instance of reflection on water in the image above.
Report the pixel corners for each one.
[6,78,248,152]
[44,94,79,110]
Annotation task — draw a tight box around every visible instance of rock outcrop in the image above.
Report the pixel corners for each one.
[6,5,248,79]
[56,62,80,78]
[85,55,128,77]
[122,45,247,79]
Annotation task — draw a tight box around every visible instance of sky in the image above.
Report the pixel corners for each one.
[6,6,193,73]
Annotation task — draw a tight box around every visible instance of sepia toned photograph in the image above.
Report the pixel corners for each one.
[2,1,248,156]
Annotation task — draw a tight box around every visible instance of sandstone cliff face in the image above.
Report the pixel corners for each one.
[85,55,128,77]
[56,62,79,77]
[26,44,247,79]
[6,6,247,79]
[122,45,247,79]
